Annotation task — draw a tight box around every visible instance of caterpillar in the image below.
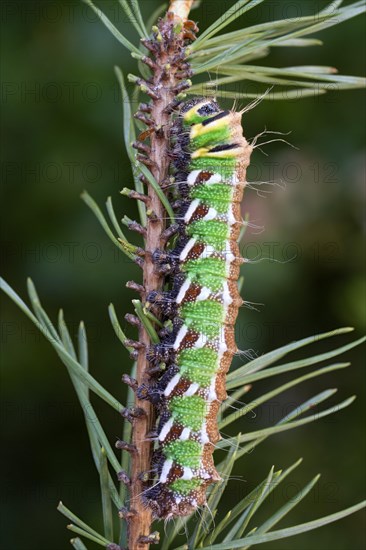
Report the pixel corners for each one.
[141,98,252,519]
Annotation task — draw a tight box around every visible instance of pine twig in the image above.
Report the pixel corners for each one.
[127,6,196,549]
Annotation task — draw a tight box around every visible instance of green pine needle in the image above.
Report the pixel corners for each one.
[100,448,115,541]
[1,277,124,413]
[133,299,160,343]
[70,538,89,550]
[202,500,366,549]
[81,0,141,54]
[58,502,110,546]
[114,65,147,226]
[220,362,351,430]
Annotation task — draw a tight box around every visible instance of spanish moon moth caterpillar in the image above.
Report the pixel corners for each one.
[143,98,252,519]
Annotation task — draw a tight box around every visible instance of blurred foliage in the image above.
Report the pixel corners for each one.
[1,1,365,549]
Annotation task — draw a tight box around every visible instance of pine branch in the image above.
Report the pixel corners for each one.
[123,6,197,548]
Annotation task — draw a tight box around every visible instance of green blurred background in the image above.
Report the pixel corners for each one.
[1,1,365,548]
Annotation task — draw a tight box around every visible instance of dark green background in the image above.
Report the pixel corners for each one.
[1,1,365,548]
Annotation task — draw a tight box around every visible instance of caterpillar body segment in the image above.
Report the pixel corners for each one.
[144,98,252,519]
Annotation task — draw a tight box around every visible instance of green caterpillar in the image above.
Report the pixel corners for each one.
[142,98,252,519]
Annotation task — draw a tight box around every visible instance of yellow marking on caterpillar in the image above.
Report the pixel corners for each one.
[191,146,244,159]
[190,115,231,140]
